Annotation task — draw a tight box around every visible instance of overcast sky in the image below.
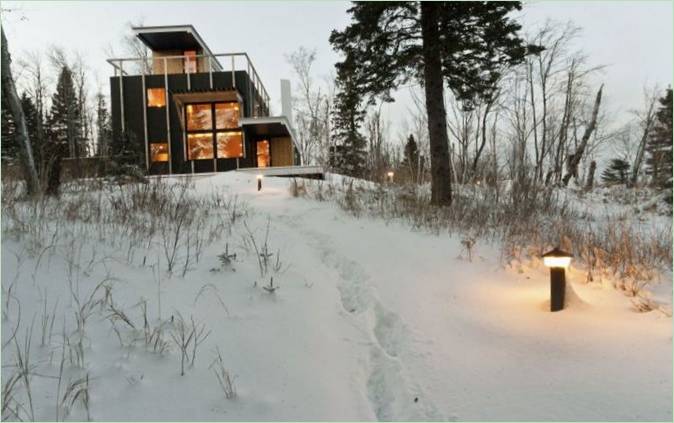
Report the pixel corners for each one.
[2,1,672,141]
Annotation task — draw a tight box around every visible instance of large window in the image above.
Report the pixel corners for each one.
[217,132,243,158]
[187,133,214,160]
[186,104,212,131]
[185,102,242,161]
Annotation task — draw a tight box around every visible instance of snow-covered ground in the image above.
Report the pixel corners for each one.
[2,172,671,421]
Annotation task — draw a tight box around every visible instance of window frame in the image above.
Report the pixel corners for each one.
[184,101,243,161]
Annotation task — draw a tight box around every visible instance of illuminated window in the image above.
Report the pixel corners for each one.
[147,88,166,108]
[215,102,240,129]
[217,131,243,158]
[187,133,214,160]
[257,140,270,168]
[186,104,212,130]
[150,143,169,162]
[184,50,197,74]
[185,102,243,162]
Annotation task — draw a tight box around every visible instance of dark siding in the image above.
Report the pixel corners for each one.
[111,69,268,175]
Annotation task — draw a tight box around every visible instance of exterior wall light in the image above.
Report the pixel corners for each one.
[257,174,263,191]
[542,247,573,312]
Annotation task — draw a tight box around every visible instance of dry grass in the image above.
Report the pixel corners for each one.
[302,177,671,299]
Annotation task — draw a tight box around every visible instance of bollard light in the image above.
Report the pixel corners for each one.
[542,247,573,312]
[387,171,394,183]
[256,174,263,191]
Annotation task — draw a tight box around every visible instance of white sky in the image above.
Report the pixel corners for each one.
[2,0,672,142]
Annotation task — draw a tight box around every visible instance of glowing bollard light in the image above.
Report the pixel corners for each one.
[387,171,394,183]
[542,247,573,312]
[257,174,263,191]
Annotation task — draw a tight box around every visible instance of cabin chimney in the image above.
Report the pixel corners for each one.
[281,79,293,124]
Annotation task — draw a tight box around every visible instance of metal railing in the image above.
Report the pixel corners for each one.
[106,52,270,113]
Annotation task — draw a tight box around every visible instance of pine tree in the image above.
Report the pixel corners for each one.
[645,88,672,200]
[601,159,630,186]
[1,88,18,163]
[1,92,40,167]
[48,65,82,158]
[400,134,419,183]
[44,66,81,194]
[20,93,44,177]
[330,2,540,205]
[331,59,367,178]
[108,129,145,180]
[95,93,112,157]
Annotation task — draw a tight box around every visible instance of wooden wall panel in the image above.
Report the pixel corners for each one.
[270,137,293,167]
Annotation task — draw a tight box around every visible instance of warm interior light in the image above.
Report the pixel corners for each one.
[543,256,572,268]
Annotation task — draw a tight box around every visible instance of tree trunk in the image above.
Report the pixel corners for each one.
[420,2,452,206]
[585,160,596,191]
[1,27,41,195]
[471,99,493,178]
[562,84,603,186]
[630,100,656,186]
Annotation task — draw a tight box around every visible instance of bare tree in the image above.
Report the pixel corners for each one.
[286,47,331,166]
[1,27,40,194]
[630,84,660,185]
[563,84,604,186]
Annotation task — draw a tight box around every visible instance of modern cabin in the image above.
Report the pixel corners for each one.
[108,25,306,176]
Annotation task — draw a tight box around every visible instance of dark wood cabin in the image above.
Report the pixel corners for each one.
[108,25,302,176]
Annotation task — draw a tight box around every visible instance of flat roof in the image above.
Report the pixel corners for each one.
[132,25,222,71]
[240,116,299,151]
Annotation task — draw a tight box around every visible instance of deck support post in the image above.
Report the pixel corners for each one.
[164,58,172,174]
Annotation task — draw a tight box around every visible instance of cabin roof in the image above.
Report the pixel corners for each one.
[132,25,222,71]
[240,116,299,151]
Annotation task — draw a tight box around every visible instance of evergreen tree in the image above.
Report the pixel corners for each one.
[601,158,630,186]
[330,2,540,205]
[20,93,44,177]
[1,92,40,167]
[400,134,419,183]
[1,88,18,163]
[44,65,81,194]
[108,129,145,180]
[48,65,82,158]
[95,93,112,157]
[331,59,367,178]
[645,88,672,199]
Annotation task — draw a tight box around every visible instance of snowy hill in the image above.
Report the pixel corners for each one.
[1,172,671,421]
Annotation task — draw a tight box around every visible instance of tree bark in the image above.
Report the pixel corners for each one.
[630,97,657,186]
[420,2,452,206]
[471,99,493,178]
[584,160,596,191]
[562,84,603,186]
[1,27,41,195]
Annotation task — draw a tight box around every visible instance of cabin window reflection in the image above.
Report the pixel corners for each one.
[186,104,212,130]
[187,133,214,160]
[150,143,169,162]
[147,88,166,108]
[184,50,197,74]
[217,131,243,158]
[215,102,240,129]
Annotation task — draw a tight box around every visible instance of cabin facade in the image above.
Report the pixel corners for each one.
[108,25,301,175]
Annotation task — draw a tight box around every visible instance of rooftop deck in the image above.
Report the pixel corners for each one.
[107,51,270,113]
